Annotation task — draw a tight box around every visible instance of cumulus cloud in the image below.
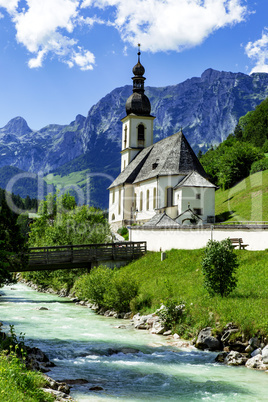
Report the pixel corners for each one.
[0,0,248,69]
[84,0,248,52]
[0,0,19,14]
[245,29,268,74]
[0,0,95,70]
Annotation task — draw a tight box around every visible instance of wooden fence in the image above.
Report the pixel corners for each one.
[14,242,146,272]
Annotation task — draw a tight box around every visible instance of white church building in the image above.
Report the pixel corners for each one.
[108,49,216,230]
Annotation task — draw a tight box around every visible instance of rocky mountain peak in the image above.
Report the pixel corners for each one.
[0,116,32,136]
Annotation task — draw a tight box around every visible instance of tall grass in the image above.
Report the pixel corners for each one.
[215,170,268,222]
[0,351,54,402]
[109,249,268,338]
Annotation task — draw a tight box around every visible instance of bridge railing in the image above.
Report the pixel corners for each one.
[27,242,147,268]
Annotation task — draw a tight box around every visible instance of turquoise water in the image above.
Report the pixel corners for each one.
[0,283,267,401]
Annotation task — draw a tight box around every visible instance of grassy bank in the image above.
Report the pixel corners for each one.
[120,249,268,338]
[74,248,268,340]
[21,248,268,340]
[215,170,268,222]
[0,352,54,402]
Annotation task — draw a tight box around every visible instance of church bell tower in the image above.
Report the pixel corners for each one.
[121,45,155,172]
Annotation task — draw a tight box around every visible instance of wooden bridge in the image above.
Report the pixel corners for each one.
[11,242,146,272]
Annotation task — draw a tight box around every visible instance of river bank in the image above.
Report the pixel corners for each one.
[20,278,268,374]
[1,283,268,401]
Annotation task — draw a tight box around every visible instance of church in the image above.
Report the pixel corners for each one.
[108,49,216,230]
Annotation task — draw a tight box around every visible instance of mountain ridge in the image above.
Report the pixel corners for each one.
[1,68,268,208]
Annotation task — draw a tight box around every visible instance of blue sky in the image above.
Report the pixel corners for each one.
[0,0,267,130]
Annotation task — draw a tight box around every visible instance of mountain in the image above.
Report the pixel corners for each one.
[0,166,55,200]
[0,68,268,208]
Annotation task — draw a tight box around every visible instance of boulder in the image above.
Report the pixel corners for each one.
[246,354,268,370]
[215,352,228,363]
[262,345,268,364]
[133,313,150,329]
[195,327,221,351]
[251,348,262,357]
[224,351,247,366]
[248,337,260,349]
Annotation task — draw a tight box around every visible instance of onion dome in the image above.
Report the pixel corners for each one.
[125,44,151,116]
[132,61,145,76]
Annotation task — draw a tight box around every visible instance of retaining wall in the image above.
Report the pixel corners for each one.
[129,225,268,251]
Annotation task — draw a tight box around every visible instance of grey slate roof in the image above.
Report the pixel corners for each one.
[109,131,208,189]
[174,171,216,189]
[143,212,180,227]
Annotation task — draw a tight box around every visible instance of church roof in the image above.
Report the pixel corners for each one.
[143,212,180,227]
[174,171,216,189]
[109,131,208,188]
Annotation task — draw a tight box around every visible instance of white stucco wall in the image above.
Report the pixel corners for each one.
[129,226,268,251]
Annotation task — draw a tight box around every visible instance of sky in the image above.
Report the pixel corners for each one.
[0,0,267,130]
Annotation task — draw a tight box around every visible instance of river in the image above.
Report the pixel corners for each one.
[0,283,267,401]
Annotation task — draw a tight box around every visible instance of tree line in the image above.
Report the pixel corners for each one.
[199,97,268,190]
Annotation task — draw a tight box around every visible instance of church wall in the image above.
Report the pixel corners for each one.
[180,187,215,222]
[108,186,123,225]
[158,176,184,209]
[134,179,158,222]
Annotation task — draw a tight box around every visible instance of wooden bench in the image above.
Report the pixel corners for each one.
[229,238,248,250]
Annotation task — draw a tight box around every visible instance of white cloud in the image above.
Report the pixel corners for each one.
[245,28,268,74]
[70,47,95,70]
[85,0,248,52]
[0,0,248,69]
[0,0,19,14]
[0,0,95,70]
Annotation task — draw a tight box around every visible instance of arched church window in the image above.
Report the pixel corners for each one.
[118,189,121,215]
[124,125,127,149]
[111,214,115,221]
[140,191,143,211]
[153,188,157,209]
[146,189,150,210]
[166,187,173,207]
[137,124,145,147]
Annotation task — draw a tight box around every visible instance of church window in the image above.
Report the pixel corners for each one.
[196,193,201,200]
[137,124,145,146]
[124,125,127,149]
[112,190,115,204]
[133,192,137,210]
[146,189,150,210]
[153,188,157,209]
[118,189,121,215]
[111,214,115,221]
[140,191,143,211]
[193,208,202,216]
[166,187,173,207]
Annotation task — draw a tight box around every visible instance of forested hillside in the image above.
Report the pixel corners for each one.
[200,97,268,190]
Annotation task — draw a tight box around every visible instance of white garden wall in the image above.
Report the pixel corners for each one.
[129,226,268,251]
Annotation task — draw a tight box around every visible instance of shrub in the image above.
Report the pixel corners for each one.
[250,158,268,174]
[104,270,139,312]
[117,226,129,241]
[201,239,239,297]
[73,265,113,307]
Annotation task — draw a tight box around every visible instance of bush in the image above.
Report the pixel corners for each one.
[117,226,129,241]
[201,239,239,297]
[104,270,138,312]
[250,158,268,174]
[73,265,113,308]
[73,265,138,312]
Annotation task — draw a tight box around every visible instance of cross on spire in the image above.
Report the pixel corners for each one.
[138,43,141,62]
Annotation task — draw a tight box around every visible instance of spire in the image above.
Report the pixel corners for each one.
[125,45,151,116]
